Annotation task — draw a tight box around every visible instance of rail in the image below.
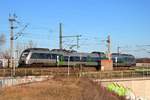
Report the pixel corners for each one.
[0,68,150,79]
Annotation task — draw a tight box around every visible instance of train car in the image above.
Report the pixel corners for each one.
[112,53,136,67]
[51,49,106,70]
[18,48,59,67]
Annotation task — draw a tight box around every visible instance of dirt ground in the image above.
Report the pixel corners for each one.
[0,77,124,100]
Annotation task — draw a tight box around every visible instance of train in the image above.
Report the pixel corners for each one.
[111,53,136,67]
[18,48,106,70]
[18,48,136,69]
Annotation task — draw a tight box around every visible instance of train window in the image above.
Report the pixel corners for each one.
[81,57,87,62]
[101,54,107,59]
[74,56,80,61]
[70,56,74,61]
[64,56,68,61]
[125,57,128,61]
[0,60,3,68]
[92,57,99,61]
[21,52,29,59]
[87,56,92,62]
[31,53,50,59]
[47,54,51,59]
[31,53,38,59]
[40,53,50,59]
[39,54,45,59]
[59,55,64,61]
[51,54,57,59]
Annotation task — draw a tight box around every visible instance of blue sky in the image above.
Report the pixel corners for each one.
[0,0,150,57]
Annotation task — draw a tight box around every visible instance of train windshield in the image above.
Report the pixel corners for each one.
[21,52,29,59]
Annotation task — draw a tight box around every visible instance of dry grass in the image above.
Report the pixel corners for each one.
[0,77,125,100]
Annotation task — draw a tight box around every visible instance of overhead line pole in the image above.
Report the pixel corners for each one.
[58,23,81,50]
[117,46,121,54]
[76,35,81,49]
[59,23,63,49]
[107,35,111,60]
[9,14,16,76]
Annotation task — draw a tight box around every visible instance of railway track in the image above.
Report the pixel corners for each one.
[0,66,135,77]
[1,67,149,80]
[113,67,131,70]
[0,66,97,77]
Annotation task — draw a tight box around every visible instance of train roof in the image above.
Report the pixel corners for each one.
[51,49,104,57]
[23,48,50,52]
[112,53,134,57]
[22,48,105,57]
[91,51,105,54]
[51,49,77,53]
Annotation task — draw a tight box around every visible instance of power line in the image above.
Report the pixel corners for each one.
[14,24,29,40]
[62,35,82,49]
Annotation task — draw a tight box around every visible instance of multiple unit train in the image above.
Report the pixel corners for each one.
[112,53,136,67]
[18,48,136,69]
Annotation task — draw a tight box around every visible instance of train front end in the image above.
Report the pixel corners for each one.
[18,50,30,67]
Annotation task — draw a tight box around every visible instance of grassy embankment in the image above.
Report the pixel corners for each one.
[0,77,125,100]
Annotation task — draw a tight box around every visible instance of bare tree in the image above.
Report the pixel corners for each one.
[0,33,6,48]
[27,40,37,48]
[2,49,10,59]
[15,40,37,59]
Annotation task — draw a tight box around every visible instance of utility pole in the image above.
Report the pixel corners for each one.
[59,23,63,49]
[76,35,81,49]
[9,14,16,76]
[117,46,121,54]
[107,35,111,60]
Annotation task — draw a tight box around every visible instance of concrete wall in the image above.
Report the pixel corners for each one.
[0,76,50,88]
[100,78,150,100]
